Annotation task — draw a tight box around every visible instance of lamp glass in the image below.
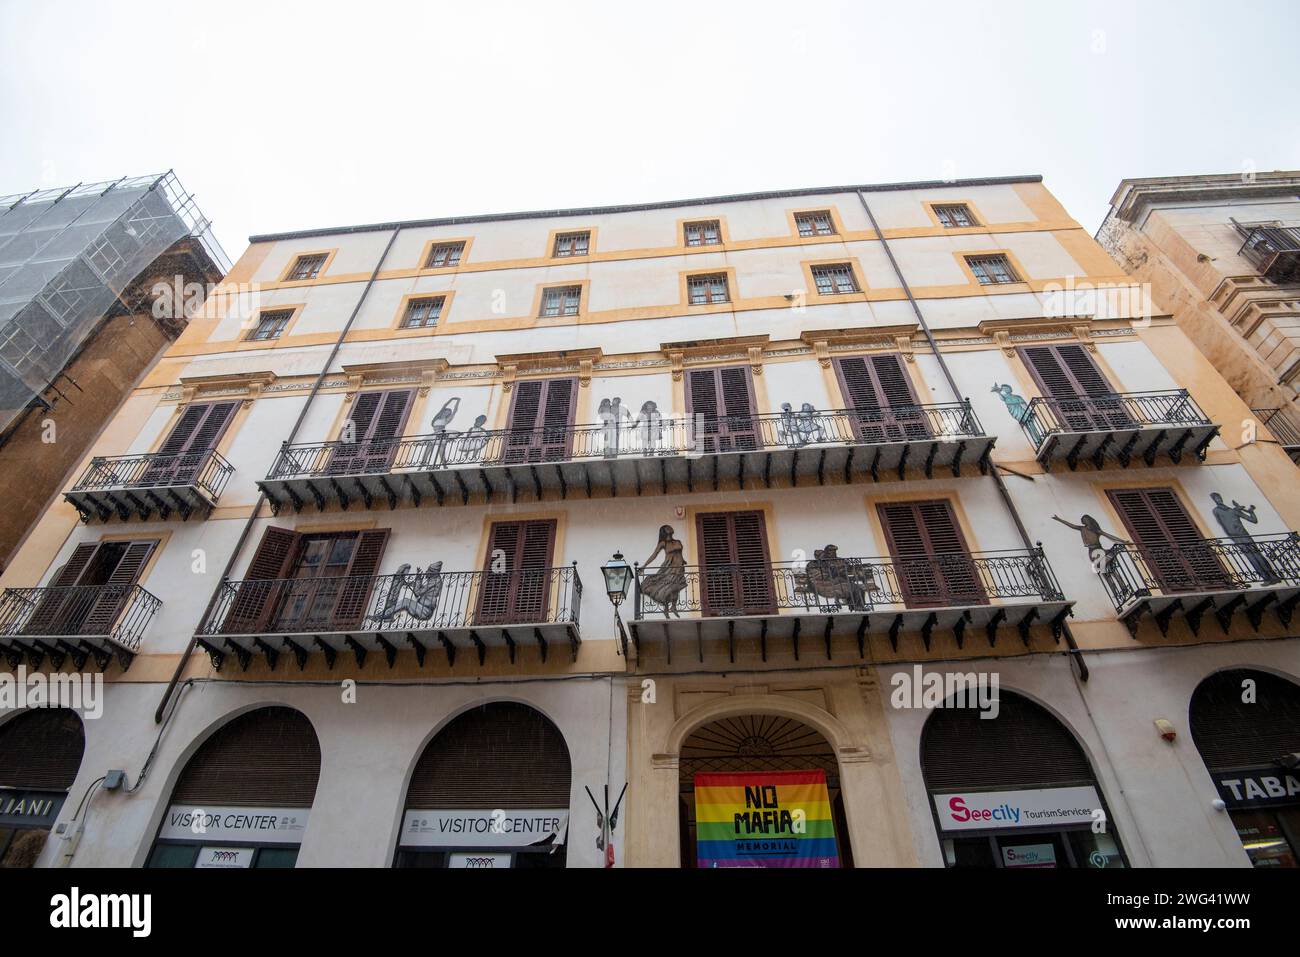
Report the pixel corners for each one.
[601,551,633,604]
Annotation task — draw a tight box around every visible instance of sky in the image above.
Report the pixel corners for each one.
[1,0,1298,263]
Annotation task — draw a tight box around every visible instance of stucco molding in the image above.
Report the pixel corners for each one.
[660,692,870,765]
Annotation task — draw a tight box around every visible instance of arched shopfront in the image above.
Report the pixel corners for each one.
[921,690,1126,868]
[1191,668,1300,868]
[147,706,321,868]
[0,708,85,867]
[678,714,853,868]
[395,702,572,868]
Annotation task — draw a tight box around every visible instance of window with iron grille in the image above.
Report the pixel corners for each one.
[684,220,722,247]
[811,263,859,295]
[286,254,326,281]
[687,273,730,305]
[425,242,465,268]
[795,211,836,237]
[540,285,582,317]
[553,231,591,257]
[247,309,293,341]
[934,204,976,228]
[966,254,1019,285]
[402,296,445,329]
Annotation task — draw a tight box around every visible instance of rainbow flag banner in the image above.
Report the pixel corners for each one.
[694,769,839,868]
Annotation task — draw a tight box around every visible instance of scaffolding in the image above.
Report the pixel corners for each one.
[0,171,230,435]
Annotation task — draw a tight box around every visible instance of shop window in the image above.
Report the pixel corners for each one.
[0,709,85,868]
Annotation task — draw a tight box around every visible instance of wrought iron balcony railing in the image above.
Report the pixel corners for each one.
[0,583,160,668]
[1096,532,1300,636]
[1253,408,1300,462]
[65,448,235,521]
[1235,223,1300,284]
[628,549,1069,661]
[197,564,582,670]
[1020,389,1217,470]
[260,403,992,513]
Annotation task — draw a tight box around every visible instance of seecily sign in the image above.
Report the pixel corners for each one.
[933,786,1103,832]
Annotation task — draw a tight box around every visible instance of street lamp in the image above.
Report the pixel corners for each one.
[601,551,633,655]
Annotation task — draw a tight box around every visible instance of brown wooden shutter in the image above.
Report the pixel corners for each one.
[0,708,85,791]
[1190,669,1300,772]
[79,540,156,635]
[325,390,384,475]
[223,527,300,633]
[1019,344,1129,431]
[170,706,321,808]
[25,544,100,634]
[476,520,556,625]
[685,366,760,453]
[404,703,571,810]
[695,510,774,616]
[502,378,575,464]
[144,401,238,485]
[359,389,414,472]
[922,690,1095,791]
[330,528,390,628]
[877,500,986,607]
[834,353,931,442]
[1107,487,1227,591]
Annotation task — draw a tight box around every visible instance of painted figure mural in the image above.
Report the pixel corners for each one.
[779,402,829,447]
[640,525,687,618]
[633,400,665,451]
[365,562,445,625]
[992,382,1045,443]
[1210,492,1279,583]
[1053,513,1133,599]
[798,544,874,611]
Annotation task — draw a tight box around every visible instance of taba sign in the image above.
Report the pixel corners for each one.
[694,769,839,868]
[195,846,256,869]
[933,786,1103,832]
[0,789,66,829]
[1212,768,1300,810]
[159,805,310,845]
[401,809,569,848]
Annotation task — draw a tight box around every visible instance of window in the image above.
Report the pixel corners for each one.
[247,310,293,341]
[286,254,326,281]
[934,204,977,228]
[552,231,590,257]
[795,210,836,237]
[695,510,774,616]
[401,296,445,329]
[687,273,730,305]
[811,263,860,295]
[540,285,582,317]
[684,220,722,247]
[425,242,464,268]
[966,254,1019,285]
[876,500,985,607]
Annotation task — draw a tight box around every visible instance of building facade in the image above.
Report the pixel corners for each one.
[1098,171,1300,462]
[1,175,1298,869]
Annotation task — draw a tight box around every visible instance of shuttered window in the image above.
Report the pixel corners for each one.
[141,400,238,485]
[1106,487,1227,592]
[170,707,321,807]
[685,365,761,453]
[325,388,414,475]
[877,500,986,607]
[0,709,85,790]
[25,539,157,636]
[476,520,556,625]
[222,526,299,633]
[1019,343,1129,431]
[922,690,1095,791]
[405,703,571,809]
[833,353,931,442]
[1191,669,1300,772]
[696,510,774,616]
[502,377,575,464]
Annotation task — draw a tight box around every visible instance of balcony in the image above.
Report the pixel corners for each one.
[0,583,160,671]
[64,449,235,522]
[1236,223,1300,284]
[1253,408,1300,464]
[626,549,1070,663]
[1098,533,1300,638]
[1020,390,1218,471]
[197,565,582,671]
[258,404,993,514]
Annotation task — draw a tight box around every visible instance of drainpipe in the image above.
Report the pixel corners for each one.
[154,225,405,722]
[855,191,1088,680]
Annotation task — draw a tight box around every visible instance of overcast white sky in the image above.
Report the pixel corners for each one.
[2,0,1297,262]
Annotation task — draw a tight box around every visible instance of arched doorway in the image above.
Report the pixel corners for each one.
[147,706,320,868]
[678,714,853,868]
[921,690,1126,869]
[1190,668,1300,868]
[395,702,572,869]
[0,708,85,867]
